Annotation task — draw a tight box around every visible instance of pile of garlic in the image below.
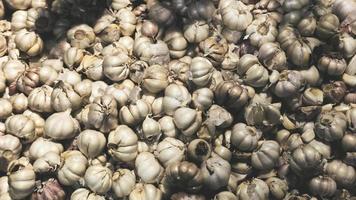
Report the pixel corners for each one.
[0,0,356,199]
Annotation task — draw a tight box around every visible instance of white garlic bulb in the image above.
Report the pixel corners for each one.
[77,130,106,158]
[44,110,80,140]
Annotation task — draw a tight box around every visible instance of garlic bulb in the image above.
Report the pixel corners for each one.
[199,34,228,66]
[214,80,252,110]
[5,114,37,143]
[251,140,280,171]
[134,36,170,65]
[108,125,138,162]
[67,24,96,49]
[135,152,164,183]
[129,183,162,200]
[231,123,262,152]
[57,151,88,186]
[84,165,113,194]
[155,137,185,167]
[162,161,203,193]
[236,178,269,200]
[258,42,287,71]
[28,85,54,113]
[273,70,305,98]
[8,157,36,199]
[119,99,151,126]
[33,152,61,173]
[23,110,45,138]
[237,54,269,88]
[278,26,320,67]
[31,178,65,200]
[246,15,278,47]
[309,176,337,197]
[88,94,118,133]
[63,47,84,69]
[162,83,191,115]
[219,0,253,31]
[104,80,135,107]
[103,53,131,82]
[188,139,211,163]
[58,69,82,86]
[173,107,202,137]
[39,61,62,86]
[0,134,22,171]
[164,28,188,58]
[15,65,41,95]
[77,130,106,159]
[112,169,136,198]
[184,21,210,43]
[28,137,63,160]
[0,98,12,120]
[3,60,26,83]
[51,81,82,112]
[142,64,169,93]
[315,110,347,141]
[44,110,80,140]
[142,116,161,142]
[189,57,214,87]
[15,29,43,56]
[192,88,214,111]
[159,116,179,138]
[10,93,28,114]
[71,188,105,200]
[324,160,356,187]
[201,156,231,190]
[73,56,102,81]
[265,177,288,200]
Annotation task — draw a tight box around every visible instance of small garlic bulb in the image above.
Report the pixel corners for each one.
[44,110,80,140]
[142,116,161,142]
[10,93,28,114]
[84,165,113,194]
[135,152,164,183]
[15,29,43,56]
[77,130,106,158]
